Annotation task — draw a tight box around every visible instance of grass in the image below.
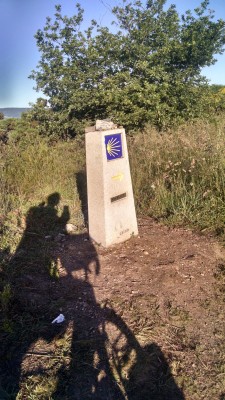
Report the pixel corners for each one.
[0,123,86,249]
[1,114,225,243]
[129,115,225,235]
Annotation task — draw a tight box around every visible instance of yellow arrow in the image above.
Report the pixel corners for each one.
[112,172,124,181]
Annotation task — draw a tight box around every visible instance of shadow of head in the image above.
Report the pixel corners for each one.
[47,192,61,207]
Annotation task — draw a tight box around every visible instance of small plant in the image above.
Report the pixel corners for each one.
[48,260,59,279]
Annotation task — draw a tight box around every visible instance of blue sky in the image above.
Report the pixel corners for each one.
[0,0,225,107]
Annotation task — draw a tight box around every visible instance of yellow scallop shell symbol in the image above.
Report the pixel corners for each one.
[106,138,120,157]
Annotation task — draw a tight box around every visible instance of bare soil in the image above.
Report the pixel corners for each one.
[3,218,225,400]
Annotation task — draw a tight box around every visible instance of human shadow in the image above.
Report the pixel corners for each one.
[124,342,185,399]
[51,232,185,399]
[76,171,88,227]
[51,233,124,399]
[104,307,183,398]
[0,192,185,400]
[0,193,70,397]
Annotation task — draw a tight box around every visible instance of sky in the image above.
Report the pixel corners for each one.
[0,0,225,108]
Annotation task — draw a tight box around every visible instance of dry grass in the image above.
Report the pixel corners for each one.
[129,116,225,235]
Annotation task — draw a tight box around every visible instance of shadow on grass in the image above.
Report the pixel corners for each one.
[76,170,88,227]
[0,192,185,399]
[0,192,70,398]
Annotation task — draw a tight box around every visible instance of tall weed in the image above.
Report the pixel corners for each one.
[129,116,225,234]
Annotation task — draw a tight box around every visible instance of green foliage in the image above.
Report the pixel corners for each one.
[29,0,225,137]
[209,84,225,93]
[214,87,225,112]
[0,118,16,144]
[207,85,225,112]
[0,112,4,120]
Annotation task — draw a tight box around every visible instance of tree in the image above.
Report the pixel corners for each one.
[0,112,4,120]
[30,0,225,137]
[212,86,225,112]
[210,84,225,93]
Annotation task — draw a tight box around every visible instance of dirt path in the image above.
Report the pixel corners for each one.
[17,218,225,399]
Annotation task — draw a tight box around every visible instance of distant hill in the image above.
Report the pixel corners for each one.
[0,108,31,119]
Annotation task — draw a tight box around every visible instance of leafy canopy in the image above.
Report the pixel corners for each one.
[29,0,225,137]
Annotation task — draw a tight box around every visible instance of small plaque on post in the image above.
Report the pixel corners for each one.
[105,133,123,161]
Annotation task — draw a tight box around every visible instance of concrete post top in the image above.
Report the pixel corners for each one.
[85,120,123,133]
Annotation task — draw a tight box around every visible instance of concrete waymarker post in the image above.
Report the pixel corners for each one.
[85,121,138,247]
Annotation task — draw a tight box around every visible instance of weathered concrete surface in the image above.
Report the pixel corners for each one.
[86,128,138,247]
